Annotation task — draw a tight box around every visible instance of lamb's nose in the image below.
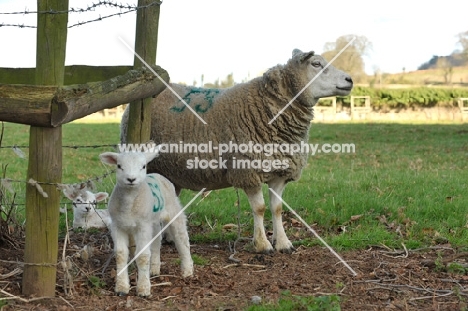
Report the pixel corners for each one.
[346,76,353,84]
[127,178,136,183]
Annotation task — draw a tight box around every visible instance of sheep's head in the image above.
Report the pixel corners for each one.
[63,188,108,215]
[289,49,353,102]
[100,152,157,189]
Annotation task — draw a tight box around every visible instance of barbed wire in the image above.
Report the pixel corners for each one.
[1,169,116,199]
[0,144,118,150]
[0,0,162,29]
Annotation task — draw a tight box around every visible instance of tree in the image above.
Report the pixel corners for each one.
[322,34,372,83]
[436,57,453,84]
[457,31,468,60]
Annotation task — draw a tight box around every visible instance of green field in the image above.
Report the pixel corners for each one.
[1,121,467,250]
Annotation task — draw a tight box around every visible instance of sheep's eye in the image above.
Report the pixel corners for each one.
[311,61,321,68]
[142,164,146,169]
[117,164,122,169]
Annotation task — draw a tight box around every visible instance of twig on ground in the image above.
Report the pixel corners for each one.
[161,295,177,301]
[0,289,53,302]
[59,295,74,308]
[222,263,266,269]
[0,267,22,279]
[151,282,172,287]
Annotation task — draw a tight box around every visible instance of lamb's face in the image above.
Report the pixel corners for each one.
[63,189,108,215]
[73,192,97,214]
[100,152,158,189]
[291,49,353,101]
[115,153,149,188]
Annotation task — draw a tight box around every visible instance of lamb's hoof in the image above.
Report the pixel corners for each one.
[181,270,194,278]
[138,293,152,298]
[116,292,127,296]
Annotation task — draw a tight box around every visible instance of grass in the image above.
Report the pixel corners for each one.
[1,121,468,250]
[247,291,341,311]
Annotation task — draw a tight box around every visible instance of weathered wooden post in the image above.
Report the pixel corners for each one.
[22,0,68,296]
[126,0,161,144]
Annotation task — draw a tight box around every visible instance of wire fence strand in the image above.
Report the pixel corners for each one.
[0,0,162,29]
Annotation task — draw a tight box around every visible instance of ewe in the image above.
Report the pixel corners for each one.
[62,187,110,229]
[121,49,353,254]
[100,151,193,297]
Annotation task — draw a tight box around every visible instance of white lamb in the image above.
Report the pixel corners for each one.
[100,151,193,297]
[62,187,110,229]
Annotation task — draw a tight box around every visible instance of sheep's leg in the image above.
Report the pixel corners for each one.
[134,229,152,297]
[149,221,162,277]
[112,228,130,296]
[245,187,274,253]
[268,179,295,253]
[167,210,193,277]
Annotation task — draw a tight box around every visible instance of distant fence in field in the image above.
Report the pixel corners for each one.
[315,97,468,122]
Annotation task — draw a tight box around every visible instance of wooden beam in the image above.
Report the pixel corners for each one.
[0,65,169,127]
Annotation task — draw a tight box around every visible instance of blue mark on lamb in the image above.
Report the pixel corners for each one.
[146,174,164,212]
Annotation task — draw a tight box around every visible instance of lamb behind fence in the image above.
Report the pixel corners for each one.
[100,151,193,297]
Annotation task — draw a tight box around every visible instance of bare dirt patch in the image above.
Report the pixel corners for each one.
[1,230,468,310]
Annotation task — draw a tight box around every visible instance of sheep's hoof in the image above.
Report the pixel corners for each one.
[278,246,296,254]
[116,292,127,296]
[273,240,296,254]
[253,241,274,254]
[138,293,152,298]
[257,248,275,255]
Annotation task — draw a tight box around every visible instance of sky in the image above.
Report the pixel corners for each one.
[0,0,466,85]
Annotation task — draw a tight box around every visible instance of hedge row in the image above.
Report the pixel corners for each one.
[335,87,468,108]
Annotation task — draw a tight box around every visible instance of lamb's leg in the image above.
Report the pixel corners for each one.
[268,179,295,253]
[112,228,130,296]
[149,221,162,277]
[134,230,152,297]
[245,187,274,253]
[166,209,193,277]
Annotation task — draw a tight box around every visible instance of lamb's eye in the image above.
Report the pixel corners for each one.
[117,164,122,169]
[311,61,321,68]
[142,165,146,169]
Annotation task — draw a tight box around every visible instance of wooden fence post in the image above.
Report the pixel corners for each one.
[22,0,68,296]
[126,0,161,144]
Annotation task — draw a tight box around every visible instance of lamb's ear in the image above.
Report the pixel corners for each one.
[95,192,109,202]
[100,152,119,165]
[144,152,158,164]
[62,187,77,200]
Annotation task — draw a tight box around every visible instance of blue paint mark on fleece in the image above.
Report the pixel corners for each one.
[146,174,164,213]
[170,87,220,113]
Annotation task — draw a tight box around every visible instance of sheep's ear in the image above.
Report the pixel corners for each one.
[144,152,158,164]
[292,49,303,57]
[100,152,119,165]
[95,192,109,202]
[299,51,315,63]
